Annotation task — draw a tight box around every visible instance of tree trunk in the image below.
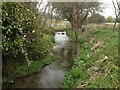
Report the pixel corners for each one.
[70,22,79,42]
[74,29,78,42]
[113,18,117,32]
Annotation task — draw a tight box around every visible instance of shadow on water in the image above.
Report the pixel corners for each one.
[3,35,80,88]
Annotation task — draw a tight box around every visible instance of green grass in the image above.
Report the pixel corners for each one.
[15,55,57,78]
[63,29,119,88]
[2,55,58,83]
[65,28,76,39]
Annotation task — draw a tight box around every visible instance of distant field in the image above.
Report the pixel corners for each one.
[46,20,119,30]
[105,22,119,25]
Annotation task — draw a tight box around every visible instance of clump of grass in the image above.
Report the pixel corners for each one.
[15,55,56,78]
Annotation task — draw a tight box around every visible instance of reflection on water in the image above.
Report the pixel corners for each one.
[3,33,80,88]
[38,62,66,88]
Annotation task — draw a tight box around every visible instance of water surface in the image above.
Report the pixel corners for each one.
[3,34,80,88]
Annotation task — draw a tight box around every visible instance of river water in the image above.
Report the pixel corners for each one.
[3,33,80,88]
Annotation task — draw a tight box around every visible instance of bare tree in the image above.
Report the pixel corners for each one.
[51,2,102,42]
[37,1,53,31]
[112,0,120,31]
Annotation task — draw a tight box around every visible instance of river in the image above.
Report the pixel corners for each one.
[3,32,80,88]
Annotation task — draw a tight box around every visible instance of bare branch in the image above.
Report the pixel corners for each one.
[112,0,120,31]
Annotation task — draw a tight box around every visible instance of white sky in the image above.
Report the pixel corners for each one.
[100,0,116,18]
[38,0,117,18]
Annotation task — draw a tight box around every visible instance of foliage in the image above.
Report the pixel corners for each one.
[2,2,55,81]
[2,2,40,60]
[27,34,54,61]
[106,16,114,22]
[87,14,105,23]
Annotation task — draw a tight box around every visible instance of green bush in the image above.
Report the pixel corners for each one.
[2,2,55,82]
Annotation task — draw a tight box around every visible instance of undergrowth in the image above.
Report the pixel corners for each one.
[63,29,119,88]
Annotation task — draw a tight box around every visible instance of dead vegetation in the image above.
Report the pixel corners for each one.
[75,30,118,88]
[90,36,105,53]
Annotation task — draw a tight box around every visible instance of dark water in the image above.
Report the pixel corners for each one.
[3,38,80,88]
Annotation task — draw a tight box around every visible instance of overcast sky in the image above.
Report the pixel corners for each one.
[38,0,116,18]
[100,0,116,18]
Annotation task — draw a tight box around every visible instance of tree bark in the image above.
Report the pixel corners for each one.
[70,21,79,42]
[113,18,117,32]
[75,30,79,42]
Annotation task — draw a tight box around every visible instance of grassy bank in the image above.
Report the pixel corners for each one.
[2,34,57,83]
[63,29,119,88]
